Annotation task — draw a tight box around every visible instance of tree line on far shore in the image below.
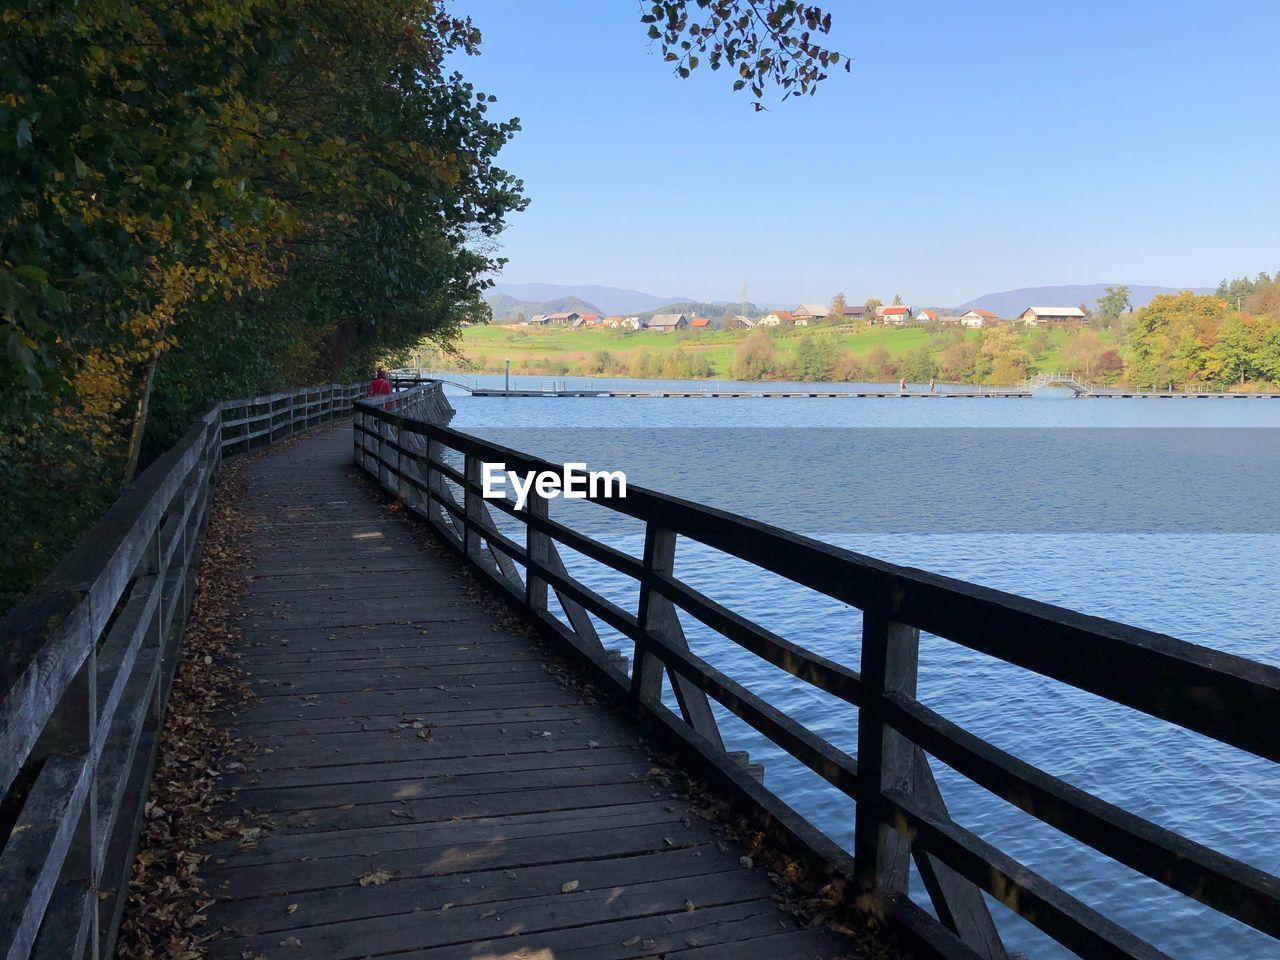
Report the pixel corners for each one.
[451,280,1280,389]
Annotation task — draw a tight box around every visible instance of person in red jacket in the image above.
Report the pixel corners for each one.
[368,368,392,397]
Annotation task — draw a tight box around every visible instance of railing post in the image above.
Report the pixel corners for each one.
[853,605,920,902]
[395,420,411,504]
[352,404,363,469]
[424,437,446,530]
[463,454,484,561]
[377,414,390,490]
[630,523,672,705]
[629,523,725,748]
[525,492,550,615]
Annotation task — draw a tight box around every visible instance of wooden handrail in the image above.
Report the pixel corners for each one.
[352,384,1280,960]
[0,382,361,960]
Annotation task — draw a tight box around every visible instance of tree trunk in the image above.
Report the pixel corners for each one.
[121,352,160,487]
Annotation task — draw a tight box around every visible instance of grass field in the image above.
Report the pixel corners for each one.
[439,322,1112,380]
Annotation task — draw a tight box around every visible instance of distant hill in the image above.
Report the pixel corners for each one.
[485,293,604,322]
[956,284,1213,317]
[488,283,691,316]
[637,300,769,320]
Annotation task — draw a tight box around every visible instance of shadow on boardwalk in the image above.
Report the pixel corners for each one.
[199,426,865,959]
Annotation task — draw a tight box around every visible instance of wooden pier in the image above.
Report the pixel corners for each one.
[394,375,1280,400]
[197,429,853,959]
[3,381,1279,960]
[463,386,1035,399]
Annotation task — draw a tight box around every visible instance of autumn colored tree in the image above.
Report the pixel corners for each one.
[937,336,981,383]
[732,330,782,379]
[1,0,850,612]
[1125,293,1228,388]
[829,292,846,323]
[977,325,1031,384]
[1,0,525,610]
[1061,329,1108,377]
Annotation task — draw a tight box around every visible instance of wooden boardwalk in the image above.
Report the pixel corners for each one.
[201,428,858,960]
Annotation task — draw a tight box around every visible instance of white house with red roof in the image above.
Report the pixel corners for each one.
[961,309,999,327]
[878,304,914,325]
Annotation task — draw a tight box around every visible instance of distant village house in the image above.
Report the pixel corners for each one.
[689,317,713,330]
[791,304,831,325]
[1019,306,1087,325]
[543,311,580,326]
[878,305,914,325]
[649,313,689,333]
[759,310,794,327]
[961,309,998,327]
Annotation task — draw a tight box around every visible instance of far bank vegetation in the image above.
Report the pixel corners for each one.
[432,277,1280,390]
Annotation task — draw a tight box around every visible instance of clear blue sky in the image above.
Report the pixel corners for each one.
[453,1,1280,306]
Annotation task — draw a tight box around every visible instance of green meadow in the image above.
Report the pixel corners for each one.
[439,322,1100,381]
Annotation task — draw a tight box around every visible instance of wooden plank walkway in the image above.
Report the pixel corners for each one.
[200,427,859,960]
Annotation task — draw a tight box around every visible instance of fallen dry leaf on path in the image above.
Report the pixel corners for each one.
[357,868,396,886]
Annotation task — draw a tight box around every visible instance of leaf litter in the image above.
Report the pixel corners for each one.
[114,446,286,957]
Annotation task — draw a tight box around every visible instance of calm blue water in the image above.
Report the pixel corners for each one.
[440,385,1280,960]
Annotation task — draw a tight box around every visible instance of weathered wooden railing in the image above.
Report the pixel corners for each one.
[354,383,1280,960]
[0,382,361,960]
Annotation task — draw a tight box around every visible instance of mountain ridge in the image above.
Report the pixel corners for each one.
[487,283,690,316]
[485,293,605,321]
[484,281,1215,322]
[955,283,1212,316]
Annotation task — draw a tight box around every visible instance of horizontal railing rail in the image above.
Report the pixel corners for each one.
[0,382,362,960]
[353,385,1280,960]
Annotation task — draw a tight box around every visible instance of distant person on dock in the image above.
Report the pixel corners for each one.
[929,377,936,393]
[368,368,392,398]
[900,377,907,394]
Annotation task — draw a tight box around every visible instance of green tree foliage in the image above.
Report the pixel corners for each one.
[1,0,526,611]
[900,346,938,382]
[731,330,784,379]
[792,334,836,380]
[588,349,627,376]
[1096,285,1131,320]
[623,346,713,380]
[1215,273,1272,307]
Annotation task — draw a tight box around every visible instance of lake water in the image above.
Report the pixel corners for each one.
[436,380,1280,960]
